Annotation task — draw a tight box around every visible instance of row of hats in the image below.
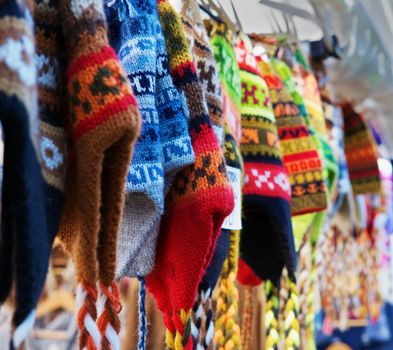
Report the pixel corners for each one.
[0,0,383,348]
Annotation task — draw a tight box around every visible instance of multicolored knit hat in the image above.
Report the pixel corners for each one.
[180,6,229,347]
[206,20,243,350]
[236,41,296,284]
[105,0,193,279]
[342,103,381,195]
[57,0,141,347]
[0,0,49,346]
[260,57,327,217]
[146,1,234,348]
[181,5,224,147]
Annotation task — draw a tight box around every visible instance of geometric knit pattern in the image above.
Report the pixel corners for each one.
[236,41,296,284]
[147,3,234,350]
[342,103,381,195]
[260,57,327,216]
[105,0,193,278]
[35,0,67,275]
[0,0,47,345]
[181,8,224,146]
[58,0,141,348]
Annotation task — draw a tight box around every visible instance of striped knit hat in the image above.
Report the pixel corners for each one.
[0,0,49,347]
[146,1,234,348]
[57,0,141,347]
[342,103,381,195]
[105,0,194,279]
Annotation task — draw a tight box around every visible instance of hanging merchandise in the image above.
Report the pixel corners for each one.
[146,1,234,349]
[0,0,51,348]
[205,18,243,350]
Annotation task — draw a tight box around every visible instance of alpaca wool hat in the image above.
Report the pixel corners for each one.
[105,0,194,278]
[236,41,296,284]
[57,0,141,347]
[146,1,234,346]
[0,0,49,346]
[342,103,381,195]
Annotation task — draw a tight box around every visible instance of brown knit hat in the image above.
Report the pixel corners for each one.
[57,0,141,347]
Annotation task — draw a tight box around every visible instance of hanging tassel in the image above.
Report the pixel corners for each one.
[191,286,214,349]
[137,275,147,350]
[214,230,241,350]
[241,286,253,350]
[166,309,193,350]
[76,281,101,350]
[284,277,300,350]
[264,280,279,350]
[96,281,122,350]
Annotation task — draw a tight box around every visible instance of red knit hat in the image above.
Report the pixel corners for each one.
[146,1,234,348]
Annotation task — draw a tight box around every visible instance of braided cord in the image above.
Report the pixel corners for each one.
[305,242,317,350]
[284,277,300,350]
[264,280,279,350]
[166,309,193,350]
[241,286,253,350]
[96,281,122,350]
[76,281,100,350]
[137,276,147,350]
[214,230,241,350]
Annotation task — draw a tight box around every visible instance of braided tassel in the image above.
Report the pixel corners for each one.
[137,276,147,350]
[191,289,203,348]
[305,242,317,350]
[284,278,300,350]
[76,281,101,350]
[264,280,279,350]
[214,231,241,350]
[241,286,253,350]
[96,281,122,350]
[166,309,193,350]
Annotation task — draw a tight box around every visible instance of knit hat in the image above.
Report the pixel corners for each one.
[146,2,234,348]
[57,0,141,347]
[105,0,194,279]
[35,0,67,238]
[236,41,296,284]
[206,20,243,350]
[342,103,381,195]
[181,5,224,147]
[180,6,230,347]
[0,0,49,347]
[260,57,327,217]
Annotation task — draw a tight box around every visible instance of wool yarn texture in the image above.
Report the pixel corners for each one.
[0,0,49,346]
[261,58,327,217]
[342,103,381,195]
[57,0,141,347]
[181,6,229,348]
[146,1,234,348]
[181,6,224,147]
[236,41,296,284]
[105,0,194,278]
[206,20,243,350]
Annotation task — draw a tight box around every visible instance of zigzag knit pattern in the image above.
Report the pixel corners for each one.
[236,42,296,284]
[147,2,234,349]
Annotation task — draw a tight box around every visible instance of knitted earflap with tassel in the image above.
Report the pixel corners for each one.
[146,1,234,349]
[0,0,50,347]
[57,0,141,347]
